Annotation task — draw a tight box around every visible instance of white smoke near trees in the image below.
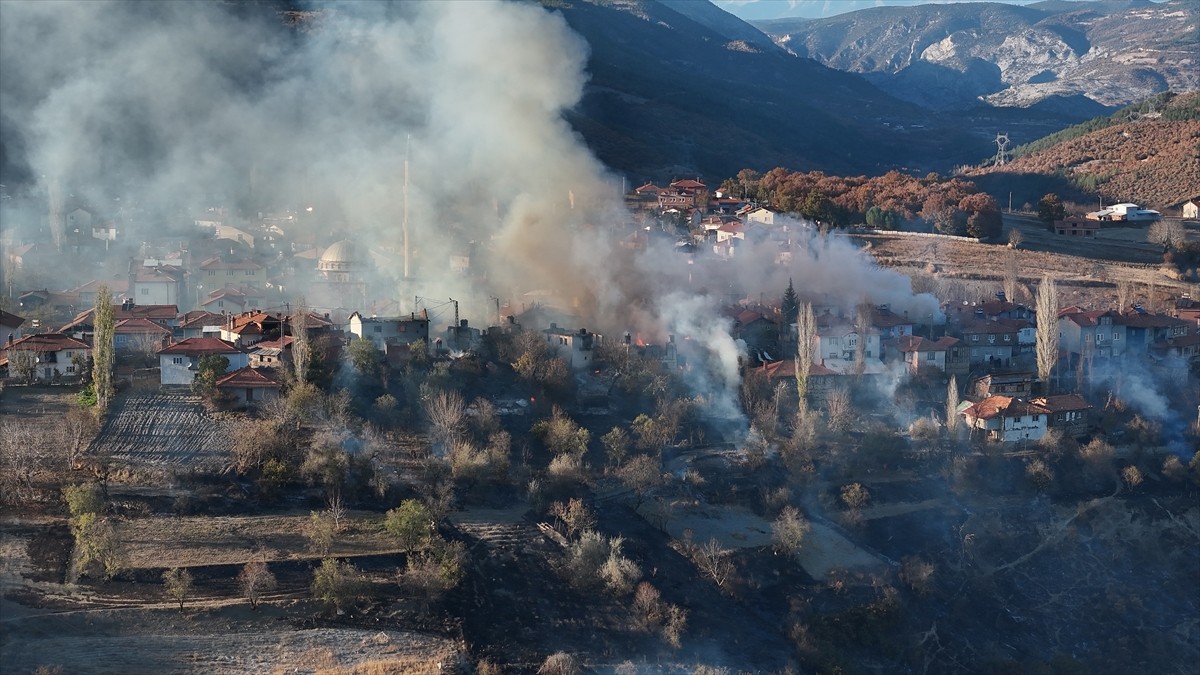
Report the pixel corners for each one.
[1,0,941,416]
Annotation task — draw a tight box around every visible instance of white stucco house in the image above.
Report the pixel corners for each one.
[961,395,1048,443]
[157,337,248,386]
[0,333,91,382]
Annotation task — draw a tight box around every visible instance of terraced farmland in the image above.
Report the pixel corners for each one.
[89,391,232,470]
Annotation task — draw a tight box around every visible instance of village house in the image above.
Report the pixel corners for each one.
[1115,306,1190,352]
[199,256,264,285]
[201,287,250,312]
[348,310,430,350]
[444,320,483,352]
[812,324,887,376]
[131,265,186,306]
[1151,333,1200,364]
[248,336,293,368]
[1031,394,1092,438]
[113,318,173,354]
[215,366,282,406]
[18,288,80,318]
[220,311,283,347]
[543,324,602,370]
[1182,199,1199,220]
[744,206,780,227]
[71,279,130,308]
[894,335,962,375]
[871,306,914,339]
[0,333,91,382]
[752,358,840,400]
[1057,308,1126,359]
[1,309,26,343]
[961,395,1048,443]
[157,337,248,386]
[176,311,227,339]
[60,300,179,340]
[1172,295,1200,327]
[728,308,780,361]
[971,371,1036,400]
[1052,215,1100,237]
[958,320,1018,366]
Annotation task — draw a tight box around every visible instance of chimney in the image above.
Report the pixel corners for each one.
[460,319,468,328]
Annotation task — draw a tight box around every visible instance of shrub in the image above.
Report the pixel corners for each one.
[384,500,433,552]
[312,558,366,612]
[162,567,193,611]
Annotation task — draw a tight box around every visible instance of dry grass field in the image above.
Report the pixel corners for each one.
[90,391,233,470]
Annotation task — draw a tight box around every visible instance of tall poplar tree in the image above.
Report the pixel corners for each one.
[794,303,815,401]
[1036,275,1059,391]
[93,286,115,411]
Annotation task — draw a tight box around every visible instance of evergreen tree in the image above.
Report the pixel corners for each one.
[782,279,799,324]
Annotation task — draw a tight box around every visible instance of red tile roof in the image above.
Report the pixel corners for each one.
[895,335,960,352]
[158,337,245,356]
[114,318,172,336]
[754,359,837,380]
[199,257,262,270]
[963,395,1048,420]
[178,311,226,329]
[1030,394,1091,413]
[4,333,91,353]
[215,366,281,389]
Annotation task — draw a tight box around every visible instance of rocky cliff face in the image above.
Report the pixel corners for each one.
[755,0,1199,112]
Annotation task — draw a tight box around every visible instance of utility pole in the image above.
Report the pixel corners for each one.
[449,297,459,328]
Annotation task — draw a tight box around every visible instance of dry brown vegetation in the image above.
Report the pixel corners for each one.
[970,111,1200,210]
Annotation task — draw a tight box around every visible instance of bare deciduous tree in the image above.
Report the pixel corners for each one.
[1147,220,1185,250]
[291,298,310,386]
[826,387,852,433]
[1116,279,1134,310]
[771,506,810,559]
[162,567,193,611]
[424,390,465,452]
[549,498,596,540]
[1003,249,1019,302]
[1036,274,1059,391]
[239,560,277,610]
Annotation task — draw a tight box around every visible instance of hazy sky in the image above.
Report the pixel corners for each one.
[712,0,1143,21]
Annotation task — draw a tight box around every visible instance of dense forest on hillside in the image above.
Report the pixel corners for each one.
[718,168,1003,238]
[968,93,1200,209]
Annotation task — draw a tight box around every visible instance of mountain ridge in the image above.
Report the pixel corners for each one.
[753,0,1199,113]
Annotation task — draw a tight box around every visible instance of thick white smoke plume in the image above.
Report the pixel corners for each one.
[1,0,940,416]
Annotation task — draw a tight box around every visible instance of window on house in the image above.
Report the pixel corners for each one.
[1113,333,1120,340]
[226,271,234,277]
[245,270,253,276]
[66,365,75,374]
[1003,335,1010,341]
[972,335,978,342]
[140,287,149,296]
[1097,333,1105,342]
[207,270,215,277]
[172,357,184,365]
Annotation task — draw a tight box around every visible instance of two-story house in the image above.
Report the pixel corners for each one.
[348,311,430,350]
[961,395,1048,442]
[131,265,186,306]
[198,256,264,286]
[1116,307,1190,353]
[1057,308,1126,359]
[543,324,602,370]
[894,335,962,374]
[958,320,1018,366]
[1,333,91,382]
[1031,394,1092,438]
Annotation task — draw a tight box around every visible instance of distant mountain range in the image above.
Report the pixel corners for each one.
[753,0,1199,113]
[549,0,1109,181]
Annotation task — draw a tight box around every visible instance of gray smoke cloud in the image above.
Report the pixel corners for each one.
[1,0,942,416]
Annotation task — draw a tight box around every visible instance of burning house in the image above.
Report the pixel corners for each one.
[543,323,602,370]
